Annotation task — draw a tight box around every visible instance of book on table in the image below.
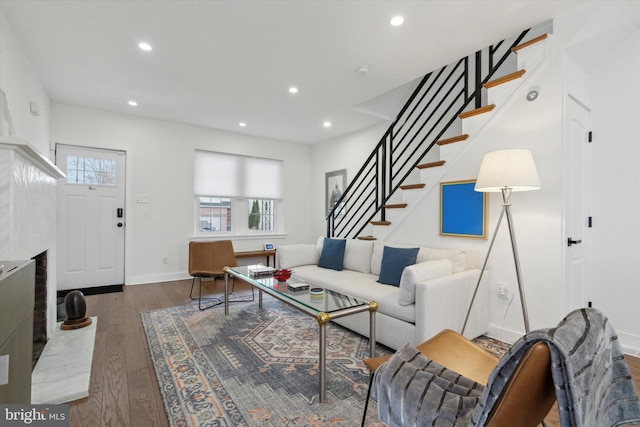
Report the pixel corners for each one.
[248,265,276,275]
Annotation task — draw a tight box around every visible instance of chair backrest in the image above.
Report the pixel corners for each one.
[485,341,556,427]
[188,240,238,277]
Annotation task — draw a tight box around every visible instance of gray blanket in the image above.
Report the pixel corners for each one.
[374,308,640,427]
[373,343,485,426]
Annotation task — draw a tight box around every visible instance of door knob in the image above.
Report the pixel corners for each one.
[567,238,582,246]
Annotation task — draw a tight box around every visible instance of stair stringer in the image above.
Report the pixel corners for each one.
[365,35,552,242]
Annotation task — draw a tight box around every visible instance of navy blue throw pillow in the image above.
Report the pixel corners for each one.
[378,246,419,286]
[318,238,346,271]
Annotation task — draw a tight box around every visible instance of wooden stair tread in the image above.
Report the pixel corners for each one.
[483,70,526,89]
[370,221,391,226]
[417,160,446,169]
[385,203,408,209]
[512,34,548,52]
[458,104,495,119]
[357,236,377,241]
[400,183,425,190]
[436,134,469,146]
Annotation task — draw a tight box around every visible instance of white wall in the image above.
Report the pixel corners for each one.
[0,12,50,153]
[51,103,314,285]
[310,5,640,351]
[590,29,640,350]
[0,11,59,334]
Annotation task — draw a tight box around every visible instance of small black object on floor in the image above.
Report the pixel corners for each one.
[56,284,123,321]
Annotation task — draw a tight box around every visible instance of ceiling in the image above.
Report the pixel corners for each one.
[1,0,586,145]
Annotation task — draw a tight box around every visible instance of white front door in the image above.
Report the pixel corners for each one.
[564,95,592,310]
[56,145,126,290]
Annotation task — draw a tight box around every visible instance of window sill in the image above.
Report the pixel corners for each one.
[190,232,288,242]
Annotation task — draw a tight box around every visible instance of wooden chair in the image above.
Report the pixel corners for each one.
[361,329,555,427]
[188,240,254,310]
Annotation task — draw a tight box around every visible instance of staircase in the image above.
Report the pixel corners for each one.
[326,27,551,241]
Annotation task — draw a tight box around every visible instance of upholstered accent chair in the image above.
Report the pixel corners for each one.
[362,329,555,427]
[364,307,640,427]
[188,240,253,310]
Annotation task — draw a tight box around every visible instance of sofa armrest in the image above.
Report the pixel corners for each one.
[414,269,489,342]
[276,244,319,269]
[398,259,452,306]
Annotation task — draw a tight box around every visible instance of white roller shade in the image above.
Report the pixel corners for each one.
[194,150,283,199]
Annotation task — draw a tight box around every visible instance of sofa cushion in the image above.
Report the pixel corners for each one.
[291,265,416,324]
[378,246,419,286]
[371,241,418,275]
[344,239,374,273]
[398,259,453,305]
[318,237,346,271]
[277,244,319,269]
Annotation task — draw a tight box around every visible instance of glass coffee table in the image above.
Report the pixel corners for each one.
[223,265,378,403]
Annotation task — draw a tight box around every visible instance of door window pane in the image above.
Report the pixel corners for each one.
[67,156,116,186]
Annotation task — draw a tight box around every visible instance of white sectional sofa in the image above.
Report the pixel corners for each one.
[276,237,489,350]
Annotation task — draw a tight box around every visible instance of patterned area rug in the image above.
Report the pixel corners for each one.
[142,298,510,426]
[142,298,392,426]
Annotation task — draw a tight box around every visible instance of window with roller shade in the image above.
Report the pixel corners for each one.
[194,150,283,235]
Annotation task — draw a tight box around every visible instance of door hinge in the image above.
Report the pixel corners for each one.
[588,216,593,228]
[588,131,593,143]
[588,301,593,308]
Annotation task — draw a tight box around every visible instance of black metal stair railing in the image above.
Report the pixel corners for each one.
[326,28,533,239]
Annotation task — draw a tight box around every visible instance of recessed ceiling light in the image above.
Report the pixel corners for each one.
[239,122,247,127]
[356,66,369,75]
[323,121,332,128]
[289,87,298,94]
[138,42,152,51]
[128,100,138,107]
[390,16,404,26]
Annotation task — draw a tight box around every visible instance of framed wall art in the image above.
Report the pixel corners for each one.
[325,169,347,216]
[440,179,487,238]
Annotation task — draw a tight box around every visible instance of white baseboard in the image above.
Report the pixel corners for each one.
[487,324,640,356]
[619,330,640,357]
[486,324,523,345]
[127,272,190,286]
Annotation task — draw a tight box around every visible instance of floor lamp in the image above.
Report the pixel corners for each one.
[462,149,541,334]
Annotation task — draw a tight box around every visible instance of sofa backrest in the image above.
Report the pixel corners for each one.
[369,241,466,275]
[315,236,374,273]
[312,237,467,275]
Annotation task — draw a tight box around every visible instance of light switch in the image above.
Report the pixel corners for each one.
[0,354,8,385]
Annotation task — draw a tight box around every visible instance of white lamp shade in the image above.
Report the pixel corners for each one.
[475,149,541,192]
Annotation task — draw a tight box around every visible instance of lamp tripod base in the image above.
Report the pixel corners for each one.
[462,188,530,335]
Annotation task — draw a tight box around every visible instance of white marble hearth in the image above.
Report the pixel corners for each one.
[31,317,97,404]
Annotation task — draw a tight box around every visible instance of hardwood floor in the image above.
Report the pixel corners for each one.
[68,280,640,427]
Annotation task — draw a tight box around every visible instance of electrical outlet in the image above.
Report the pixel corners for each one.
[497,283,508,299]
[162,256,168,265]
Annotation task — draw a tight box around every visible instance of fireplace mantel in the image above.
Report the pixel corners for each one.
[0,137,64,336]
[0,137,65,179]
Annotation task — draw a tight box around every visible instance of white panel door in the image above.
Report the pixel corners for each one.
[56,145,126,290]
[564,95,592,310]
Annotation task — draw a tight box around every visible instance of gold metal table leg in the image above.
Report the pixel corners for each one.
[369,302,378,357]
[317,312,330,403]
